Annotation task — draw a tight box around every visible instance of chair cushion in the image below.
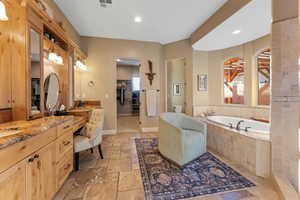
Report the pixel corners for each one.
[74,135,92,153]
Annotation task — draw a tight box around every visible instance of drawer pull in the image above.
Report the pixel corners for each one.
[28,157,34,163]
[62,141,71,146]
[63,125,70,130]
[34,154,40,159]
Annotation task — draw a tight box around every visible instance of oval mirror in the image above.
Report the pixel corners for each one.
[44,73,60,112]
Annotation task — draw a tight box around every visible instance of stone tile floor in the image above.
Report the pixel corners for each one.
[54,132,279,200]
[117,116,140,133]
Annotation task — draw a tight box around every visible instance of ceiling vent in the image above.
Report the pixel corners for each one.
[99,0,112,8]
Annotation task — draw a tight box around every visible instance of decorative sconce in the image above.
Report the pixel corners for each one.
[145,60,156,86]
[75,60,88,71]
[0,1,8,21]
[47,46,64,65]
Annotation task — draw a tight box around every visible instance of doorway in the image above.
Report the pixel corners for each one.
[116,58,141,133]
[166,58,186,113]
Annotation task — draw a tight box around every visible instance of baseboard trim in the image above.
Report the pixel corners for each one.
[102,130,117,135]
[142,127,159,132]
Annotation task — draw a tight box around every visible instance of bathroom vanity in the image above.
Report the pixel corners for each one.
[0,116,85,200]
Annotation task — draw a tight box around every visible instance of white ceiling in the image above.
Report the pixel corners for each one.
[54,0,227,44]
[193,0,272,51]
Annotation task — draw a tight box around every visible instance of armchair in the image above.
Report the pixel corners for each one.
[159,113,207,167]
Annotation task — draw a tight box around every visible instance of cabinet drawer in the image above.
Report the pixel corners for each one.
[56,132,73,162]
[56,149,73,188]
[57,120,73,136]
[0,127,57,173]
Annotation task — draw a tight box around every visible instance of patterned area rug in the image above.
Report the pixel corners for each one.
[135,138,255,200]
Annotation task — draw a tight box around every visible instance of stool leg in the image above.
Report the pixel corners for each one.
[98,144,104,159]
[75,152,80,171]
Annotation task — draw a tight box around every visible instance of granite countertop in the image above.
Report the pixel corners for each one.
[0,116,74,150]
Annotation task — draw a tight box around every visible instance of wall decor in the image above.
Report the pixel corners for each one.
[145,60,156,86]
[198,74,208,91]
[173,83,181,96]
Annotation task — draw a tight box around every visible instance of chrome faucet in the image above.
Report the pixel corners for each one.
[236,120,244,131]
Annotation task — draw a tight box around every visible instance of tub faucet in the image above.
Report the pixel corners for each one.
[236,120,244,131]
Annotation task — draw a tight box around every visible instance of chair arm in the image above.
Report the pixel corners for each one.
[181,117,207,135]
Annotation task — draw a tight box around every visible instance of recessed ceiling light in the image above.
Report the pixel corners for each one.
[134,16,142,23]
[232,30,241,35]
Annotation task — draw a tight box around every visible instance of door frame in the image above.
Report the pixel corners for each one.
[115,58,141,132]
[164,57,186,113]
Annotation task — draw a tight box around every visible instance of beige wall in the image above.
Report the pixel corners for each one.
[193,35,271,110]
[43,0,81,46]
[80,37,163,130]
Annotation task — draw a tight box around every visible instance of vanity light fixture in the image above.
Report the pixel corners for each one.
[48,52,64,65]
[0,1,8,21]
[75,60,88,71]
[232,30,241,35]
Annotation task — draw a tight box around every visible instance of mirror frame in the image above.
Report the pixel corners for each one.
[28,23,44,120]
[44,72,60,113]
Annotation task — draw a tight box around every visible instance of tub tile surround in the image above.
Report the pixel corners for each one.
[193,105,270,121]
[204,120,271,178]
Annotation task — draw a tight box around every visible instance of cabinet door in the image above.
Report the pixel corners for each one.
[0,11,12,108]
[27,142,56,200]
[39,142,56,200]
[0,159,26,200]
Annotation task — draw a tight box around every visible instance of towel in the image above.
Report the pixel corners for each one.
[146,89,157,117]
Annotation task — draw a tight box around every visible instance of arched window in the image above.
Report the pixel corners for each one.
[257,49,271,106]
[224,58,245,104]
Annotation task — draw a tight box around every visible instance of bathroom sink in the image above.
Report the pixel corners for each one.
[0,128,23,138]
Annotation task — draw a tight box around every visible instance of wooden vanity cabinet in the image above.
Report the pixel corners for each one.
[0,142,56,200]
[0,120,75,200]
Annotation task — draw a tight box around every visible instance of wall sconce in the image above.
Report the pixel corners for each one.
[47,46,64,65]
[48,52,64,65]
[75,60,88,71]
[0,1,8,21]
